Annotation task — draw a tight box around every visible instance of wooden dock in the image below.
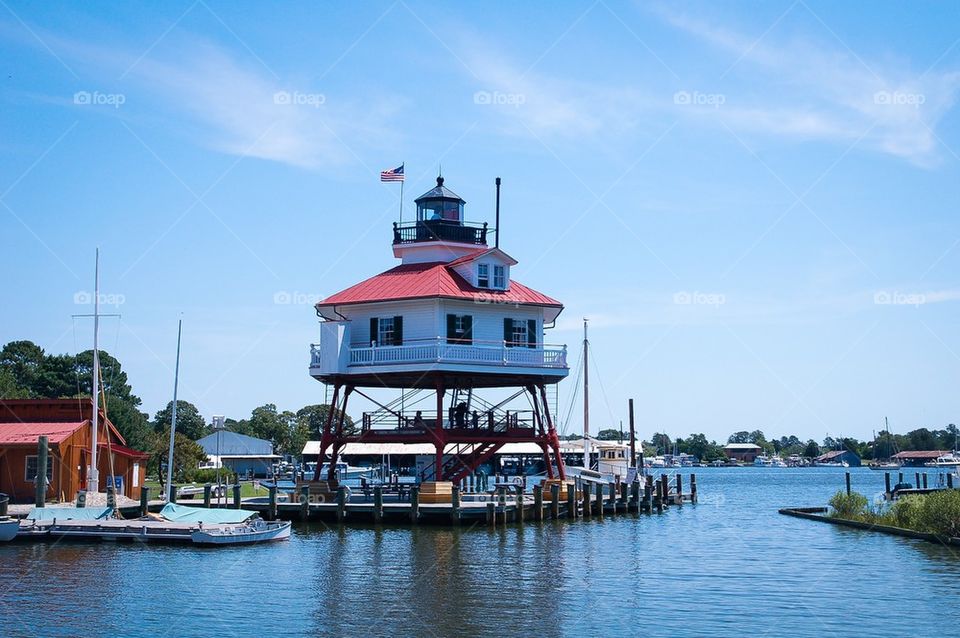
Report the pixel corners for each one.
[157,473,699,527]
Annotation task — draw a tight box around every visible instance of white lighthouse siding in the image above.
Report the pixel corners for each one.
[335,299,440,346]
[439,299,542,344]
[325,298,545,346]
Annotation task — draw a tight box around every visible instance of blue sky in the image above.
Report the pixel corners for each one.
[2,1,958,444]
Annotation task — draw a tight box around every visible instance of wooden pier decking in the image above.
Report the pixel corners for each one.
[158,473,699,527]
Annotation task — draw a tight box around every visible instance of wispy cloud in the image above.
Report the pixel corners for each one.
[7,23,405,170]
[654,5,960,166]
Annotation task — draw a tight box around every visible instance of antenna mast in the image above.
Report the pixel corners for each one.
[165,319,183,502]
[88,249,101,493]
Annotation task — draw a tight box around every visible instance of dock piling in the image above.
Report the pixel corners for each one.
[374,485,384,523]
[515,487,524,523]
[232,484,241,509]
[300,485,310,520]
[884,472,891,497]
[533,484,543,521]
[619,482,627,512]
[410,486,420,524]
[915,472,921,489]
[566,483,576,519]
[486,501,495,527]
[550,483,560,519]
[690,474,697,503]
[450,486,459,524]
[660,474,669,506]
[336,486,347,523]
[630,481,640,511]
[676,474,683,505]
[268,485,278,521]
[203,484,212,509]
[922,473,928,489]
[595,483,603,519]
[139,486,149,517]
[845,472,851,496]
[582,481,591,519]
[35,435,48,508]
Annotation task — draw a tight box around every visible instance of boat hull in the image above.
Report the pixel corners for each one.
[0,519,19,542]
[191,521,291,545]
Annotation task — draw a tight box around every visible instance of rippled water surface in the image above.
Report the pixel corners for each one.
[2,468,958,637]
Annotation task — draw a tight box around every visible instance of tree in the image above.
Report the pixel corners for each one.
[803,440,821,458]
[0,367,29,398]
[0,340,45,394]
[596,428,622,441]
[650,432,673,454]
[295,404,355,437]
[728,431,751,444]
[153,400,208,441]
[149,429,208,488]
[225,417,254,437]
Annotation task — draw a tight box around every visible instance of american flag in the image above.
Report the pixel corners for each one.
[380,164,404,182]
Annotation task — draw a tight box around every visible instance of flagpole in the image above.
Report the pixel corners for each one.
[399,162,404,223]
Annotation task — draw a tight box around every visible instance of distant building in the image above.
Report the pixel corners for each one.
[196,431,280,478]
[0,399,148,503]
[723,443,762,462]
[815,450,862,467]
[891,450,950,467]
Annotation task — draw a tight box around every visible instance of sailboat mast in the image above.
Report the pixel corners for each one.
[165,319,182,501]
[583,318,590,470]
[88,249,101,493]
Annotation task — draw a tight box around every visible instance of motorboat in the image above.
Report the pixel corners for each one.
[191,518,291,546]
[924,454,960,468]
[0,517,19,542]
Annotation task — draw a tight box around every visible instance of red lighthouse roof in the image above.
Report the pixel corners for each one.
[316,261,561,318]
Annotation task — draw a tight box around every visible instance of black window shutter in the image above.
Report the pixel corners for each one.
[393,316,403,345]
[463,315,473,344]
[527,319,537,348]
[503,318,513,347]
[446,314,457,342]
[369,318,379,345]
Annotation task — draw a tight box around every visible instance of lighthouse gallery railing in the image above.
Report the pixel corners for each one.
[312,338,568,369]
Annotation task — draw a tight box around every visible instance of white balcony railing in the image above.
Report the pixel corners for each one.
[310,338,567,371]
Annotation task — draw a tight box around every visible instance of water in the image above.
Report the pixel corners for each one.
[2,468,958,637]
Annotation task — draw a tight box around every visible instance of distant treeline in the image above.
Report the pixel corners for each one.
[578,425,958,461]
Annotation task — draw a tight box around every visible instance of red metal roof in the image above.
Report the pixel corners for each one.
[318,261,562,309]
[0,422,86,445]
[892,450,949,459]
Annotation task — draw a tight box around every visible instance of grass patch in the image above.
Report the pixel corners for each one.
[828,489,960,537]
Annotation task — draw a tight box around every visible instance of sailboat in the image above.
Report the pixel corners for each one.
[560,319,635,486]
[870,418,901,470]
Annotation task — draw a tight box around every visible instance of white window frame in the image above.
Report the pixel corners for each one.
[378,317,395,346]
[511,319,528,346]
[477,263,490,288]
[25,455,54,483]
[493,264,506,289]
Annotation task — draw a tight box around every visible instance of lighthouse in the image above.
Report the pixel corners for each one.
[308,176,569,489]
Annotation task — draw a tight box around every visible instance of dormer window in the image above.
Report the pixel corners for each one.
[477,264,489,288]
[493,265,506,289]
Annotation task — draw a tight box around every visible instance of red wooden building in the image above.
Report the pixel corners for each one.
[0,398,148,503]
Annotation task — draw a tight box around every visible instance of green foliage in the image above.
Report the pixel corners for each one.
[829,491,869,519]
[296,404,355,437]
[186,468,224,484]
[596,428,622,441]
[149,429,208,487]
[153,400,208,441]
